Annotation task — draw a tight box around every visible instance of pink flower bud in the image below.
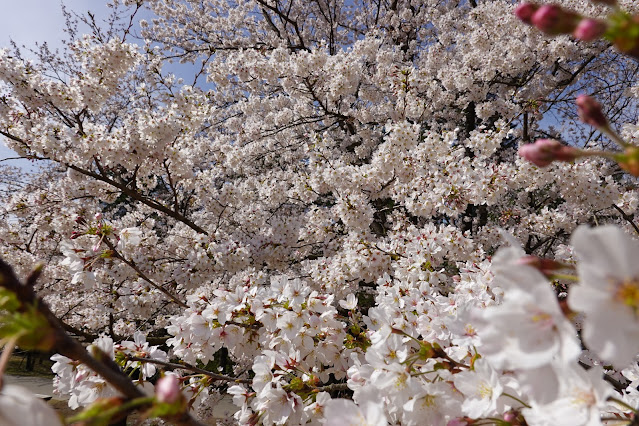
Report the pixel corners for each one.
[576,95,608,128]
[519,139,579,167]
[94,212,103,221]
[516,255,566,277]
[503,412,517,422]
[531,5,580,35]
[156,374,181,404]
[573,19,607,41]
[514,3,539,25]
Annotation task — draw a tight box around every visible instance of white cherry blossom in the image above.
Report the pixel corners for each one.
[569,225,639,368]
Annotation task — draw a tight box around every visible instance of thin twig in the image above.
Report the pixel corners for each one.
[124,355,252,384]
[103,239,188,308]
[69,161,208,236]
[316,383,349,393]
[579,360,627,392]
[612,204,639,236]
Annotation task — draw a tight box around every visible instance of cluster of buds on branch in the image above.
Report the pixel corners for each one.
[515,1,639,172]
[515,3,607,40]
[515,0,639,58]
[518,94,639,175]
[514,0,639,177]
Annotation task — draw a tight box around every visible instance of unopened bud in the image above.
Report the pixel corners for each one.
[517,255,566,277]
[94,212,103,221]
[531,5,580,35]
[574,19,607,41]
[515,3,539,25]
[156,374,181,404]
[503,412,517,422]
[576,95,608,128]
[519,139,580,167]
[73,397,124,421]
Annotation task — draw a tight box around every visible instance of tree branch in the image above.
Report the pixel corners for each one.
[612,204,639,235]
[0,258,204,426]
[68,161,208,236]
[103,238,188,308]
[124,355,252,384]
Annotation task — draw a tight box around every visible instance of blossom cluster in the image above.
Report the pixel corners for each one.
[49,226,639,425]
[1,0,639,425]
[51,332,167,409]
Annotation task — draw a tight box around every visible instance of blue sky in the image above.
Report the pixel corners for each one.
[2,1,111,49]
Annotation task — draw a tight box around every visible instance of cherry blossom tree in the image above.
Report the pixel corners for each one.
[1,0,639,424]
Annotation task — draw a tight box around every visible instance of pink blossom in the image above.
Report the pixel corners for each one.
[0,385,63,426]
[503,412,516,422]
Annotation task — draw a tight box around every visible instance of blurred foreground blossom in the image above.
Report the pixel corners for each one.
[0,384,63,426]
[569,225,639,368]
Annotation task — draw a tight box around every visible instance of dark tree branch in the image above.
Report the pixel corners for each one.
[612,204,639,235]
[70,159,208,236]
[124,355,252,384]
[0,258,204,426]
[103,239,188,308]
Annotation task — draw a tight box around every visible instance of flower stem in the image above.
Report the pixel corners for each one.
[602,126,631,149]
[608,396,638,414]
[549,273,579,282]
[599,417,631,424]
[579,149,618,159]
[501,392,531,408]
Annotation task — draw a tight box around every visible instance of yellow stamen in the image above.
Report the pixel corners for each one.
[614,278,639,313]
